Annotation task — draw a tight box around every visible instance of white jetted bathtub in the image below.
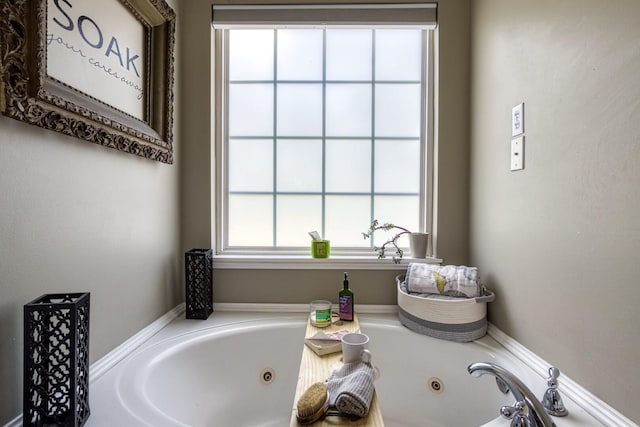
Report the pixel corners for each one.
[86,311,602,427]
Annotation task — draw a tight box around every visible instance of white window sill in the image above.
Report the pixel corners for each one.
[211,254,442,270]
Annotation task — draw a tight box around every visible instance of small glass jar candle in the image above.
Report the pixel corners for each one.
[309,300,332,327]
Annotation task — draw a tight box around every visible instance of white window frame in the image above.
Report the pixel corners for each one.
[212,5,438,269]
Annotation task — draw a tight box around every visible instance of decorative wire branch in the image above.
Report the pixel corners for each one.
[362,220,411,264]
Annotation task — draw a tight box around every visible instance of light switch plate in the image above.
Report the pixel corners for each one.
[511,136,524,171]
[512,103,524,137]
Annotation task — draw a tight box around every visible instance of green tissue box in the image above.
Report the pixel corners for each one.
[311,240,330,258]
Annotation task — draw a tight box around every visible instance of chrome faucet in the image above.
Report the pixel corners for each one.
[468,362,556,427]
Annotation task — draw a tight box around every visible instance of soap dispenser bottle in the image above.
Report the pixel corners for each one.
[339,272,354,321]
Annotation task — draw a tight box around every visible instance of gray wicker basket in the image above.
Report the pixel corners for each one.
[396,275,495,342]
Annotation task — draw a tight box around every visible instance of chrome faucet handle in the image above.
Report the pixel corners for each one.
[501,401,534,427]
[542,366,568,417]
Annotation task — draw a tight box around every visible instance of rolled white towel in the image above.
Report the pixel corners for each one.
[326,361,376,418]
[406,263,480,298]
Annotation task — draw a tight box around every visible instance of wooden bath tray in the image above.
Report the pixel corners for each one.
[289,314,384,426]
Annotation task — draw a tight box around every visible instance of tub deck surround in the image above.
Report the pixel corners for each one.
[290,314,384,426]
[25,306,622,427]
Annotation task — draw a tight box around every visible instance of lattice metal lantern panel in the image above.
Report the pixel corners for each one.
[185,249,213,319]
[24,293,90,427]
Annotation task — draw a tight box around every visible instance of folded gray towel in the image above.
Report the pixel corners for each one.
[326,361,376,418]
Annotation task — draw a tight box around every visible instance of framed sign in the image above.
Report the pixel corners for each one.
[0,0,175,163]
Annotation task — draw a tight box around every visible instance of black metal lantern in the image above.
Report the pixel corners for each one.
[185,249,213,319]
[23,292,90,426]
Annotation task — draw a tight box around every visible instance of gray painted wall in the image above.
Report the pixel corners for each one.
[469,0,640,422]
[0,0,181,423]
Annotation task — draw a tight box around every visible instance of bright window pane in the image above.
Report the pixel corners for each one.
[229,139,273,192]
[228,195,273,246]
[326,84,371,137]
[325,196,371,246]
[229,84,273,136]
[277,139,322,192]
[276,195,322,246]
[229,30,274,80]
[277,30,323,80]
[375,29,422,81]
[375,84,421,137]
[326,30,372,80]
[325,140,371,193]
[277,84,322,136]
[222,26,429,252]
[373,195,420,248]
[375,140,420,193]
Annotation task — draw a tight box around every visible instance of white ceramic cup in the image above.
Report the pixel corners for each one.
[341,333,372,363]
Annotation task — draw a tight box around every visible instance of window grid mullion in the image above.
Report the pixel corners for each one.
[229,80,420,84]
[321,29,327,239]
[272,29,278,247]
[420,29,428,233]
[230,190,420,196]
[222,30,230,252]
[230,136,419,140]
[369,29,376,249]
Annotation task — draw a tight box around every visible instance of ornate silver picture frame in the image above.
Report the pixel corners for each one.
[0,0,175,163]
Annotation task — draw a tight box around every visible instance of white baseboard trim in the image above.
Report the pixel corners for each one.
[487,323,637,427]
[213,302,308,313]
[213,302,397,315]
[90,303,185,382]
[4,415,21,427]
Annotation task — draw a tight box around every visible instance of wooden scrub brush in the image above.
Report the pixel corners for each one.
[296,382,329,424]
